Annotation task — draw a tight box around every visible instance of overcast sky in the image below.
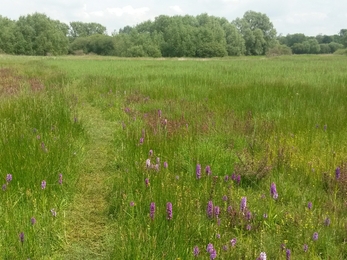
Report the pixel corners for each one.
[2,0,346,36]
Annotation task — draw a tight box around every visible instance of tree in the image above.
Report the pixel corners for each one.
[339,29,347,47]
[15,13,69,55]
[0,16,17,54]
[233,11,277,55]
[69,22,106,38]
[223,23,245,55]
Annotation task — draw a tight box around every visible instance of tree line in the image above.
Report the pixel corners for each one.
[0,12,346,57]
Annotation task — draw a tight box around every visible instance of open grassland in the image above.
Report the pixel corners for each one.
[1,55,347,259]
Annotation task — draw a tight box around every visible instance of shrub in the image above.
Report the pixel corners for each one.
[266,44,292,56]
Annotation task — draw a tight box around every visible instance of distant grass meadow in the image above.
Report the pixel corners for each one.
[1,54,347,259]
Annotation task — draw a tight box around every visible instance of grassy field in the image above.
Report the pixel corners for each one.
[1,54,347,259]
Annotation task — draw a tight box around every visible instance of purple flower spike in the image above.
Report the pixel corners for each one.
[149,150,153,156]
[246,224,252,231]
[270,182,278,199]
[163,161,168,168]
[139,137,144,145]
[58,174,63,185]
[205,165,211,175]
[6,174,12,183]
[19,232,24,243]
[193,246,199,257]
[223,245,228,251]
[303,244,308,252]
[224,175,229,181]
[130,201,135,207]
[336,167,341,180]
[240,197,247,212]
[308,202,312,210]
[214,206,220,218]
[230,238,237,247]
[236,175,241,184]
[246,210,252,220]
[210,249,217,260]
[286,249,291,260]
[41,180,46,189]
[207,200,214,218]
[196,164,201,179]
[146,159,151,168]
[313,232,318,241]
[222,195,228,201]
[258,252,267,260]
[31,217,36,225]
[150,202,156,220]
[166,202,173,220]
[145,178,149,187]
[206,243,214,253]
[158,109,162,118]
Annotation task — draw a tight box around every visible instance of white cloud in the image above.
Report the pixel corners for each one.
[286,12,328,25]
[107,5,150,17]
[169,5,183,13]
[90,11,104,17]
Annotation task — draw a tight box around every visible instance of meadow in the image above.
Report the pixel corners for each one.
[0,54,347,259]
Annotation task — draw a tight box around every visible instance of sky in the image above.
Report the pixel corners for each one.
[1,0,346,36]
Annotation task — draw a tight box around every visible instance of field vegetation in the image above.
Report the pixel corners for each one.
[1,54,347,259]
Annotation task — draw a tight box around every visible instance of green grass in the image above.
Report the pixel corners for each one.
[1,54,347,259]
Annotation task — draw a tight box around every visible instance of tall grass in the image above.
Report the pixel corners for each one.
[2,55,347,259]
[0,60,85,258]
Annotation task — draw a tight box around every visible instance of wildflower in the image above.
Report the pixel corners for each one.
[240,197,247,212]
[263,213,268,219]
[230,238,237,247]
[286,249,291,260]
[166,202,173,220]
[163,161,168,168]
[58,174,63,185]
[51,209,57,217]
[210,249,217,260]
[312,232,318,241]
[307,202,312,210]
[6,174,12,183]
[236,175,241,184]
[196,164,201,179]
[246,224,252,231]
[41,142,47,152]
[193,246,199,257]
[41,180,46,189]
[281,243,286,250]
[130,201,135,207]
[154,164,159,171]
[303,244,308,252]
[270,182,278,199]
[246,210,252,221]
[206,243,214,253]
[150,202,156,220]
[19,232,24,243]
[2,184,6,191]
[145,178,149,187]
[223,245,228,251]
[158,109,162,118]
[216,233,220,239]
[31,217,36,225]
[336,167,341,180]
[258,252,267,260]
[231,173,236,181]
[156,157,160,164]
[224,175,229,181]
[149,150,153,156]
[324,217,331,226]
[146,159,151,168]
[214,206,220,218]
[222,195,228,201]
[205,165,211,175]
[139,137,144,145]
[207,200,214,218]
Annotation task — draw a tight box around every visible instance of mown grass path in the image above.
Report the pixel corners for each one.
[54,87,120,259]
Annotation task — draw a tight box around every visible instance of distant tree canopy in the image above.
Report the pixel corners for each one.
[0,11,346,57]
